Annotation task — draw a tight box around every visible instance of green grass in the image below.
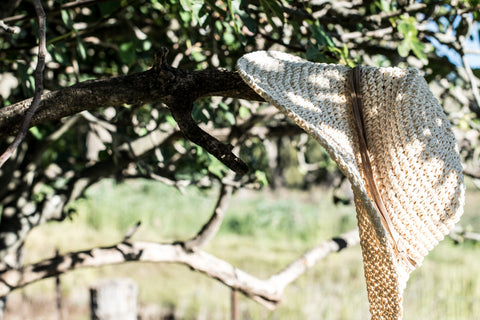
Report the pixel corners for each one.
[10,179,480,319]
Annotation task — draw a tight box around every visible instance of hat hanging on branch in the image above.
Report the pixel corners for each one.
[237,51,465,319]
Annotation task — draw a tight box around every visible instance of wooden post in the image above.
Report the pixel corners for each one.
[55,249,63,320]
[231,290,238,320]
[90,278,138,320]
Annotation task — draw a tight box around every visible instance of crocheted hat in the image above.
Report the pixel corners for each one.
[237,51,465,319]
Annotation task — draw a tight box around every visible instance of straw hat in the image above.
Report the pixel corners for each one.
[237,51,465,319]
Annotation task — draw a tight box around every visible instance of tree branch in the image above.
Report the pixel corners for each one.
[0,49,262,173]
[184,180,234,251]
[449,226,480,243]
[267,229,359,293]
[0,229,360,309]
[2,0,118,24]
[0,0,46,168]
[0,20,20,34]
[0,65,261,139]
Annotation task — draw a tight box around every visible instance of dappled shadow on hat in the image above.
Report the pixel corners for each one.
[237,50,465,319]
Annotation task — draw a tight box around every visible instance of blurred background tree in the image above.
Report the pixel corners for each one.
[0,0,480,318]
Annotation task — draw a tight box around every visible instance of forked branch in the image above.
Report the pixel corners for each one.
[0,229,359,309]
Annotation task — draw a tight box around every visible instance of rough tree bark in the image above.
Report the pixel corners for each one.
[0,49,263,173]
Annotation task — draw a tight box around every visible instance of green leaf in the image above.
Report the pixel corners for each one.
[61,10,74,29]
[239,106,250,119]
[260,0,284,22]
[259,0,283,32]
[224,111,236,125]
[165,115,177,127]
[254,170,269,187]
[208,155,228,178]
[310,21,335,48]
[119,42,136,65]
[49,43,67,64]
[192,102,210,122]
[223,24,236,45]
[179,0,206,26]
[396,15,428,61]
[398,39,410,57]
[410,39,427,61]
[398,18,417,38]
[76,37,87,60]
[29,126,43,139]
[227,0,239,33]
[17,63,34,96]
[142,40,152,51]
[377,0,393,13]
[190,47,206,62]
[218,102,229,110]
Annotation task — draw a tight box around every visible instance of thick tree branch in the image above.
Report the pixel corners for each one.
[0,51,262,139]
[0,49,262,173]
[0,66,261,138]
[0,229,359,309]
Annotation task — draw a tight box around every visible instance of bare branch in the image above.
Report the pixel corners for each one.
[0,229,360,309]
[0,20,20,34]
[123,221,142,242]
[457,17,480,109]
[267,229,360,292]
[340,27,394,42]
[450,226,480,243]
[0,0,46,168]
[184,181,234,251]
[3,0,116,24]
[462,166,480,179]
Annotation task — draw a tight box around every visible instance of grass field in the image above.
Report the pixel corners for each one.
[5,179,480,319]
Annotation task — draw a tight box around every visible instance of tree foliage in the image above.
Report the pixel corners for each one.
[0,0,479,314]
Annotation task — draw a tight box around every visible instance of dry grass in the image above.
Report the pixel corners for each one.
[5,179,480,319]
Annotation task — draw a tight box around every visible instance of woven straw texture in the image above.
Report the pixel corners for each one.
[237,51,465,319]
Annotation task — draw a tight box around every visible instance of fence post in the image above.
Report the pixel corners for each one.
[231,290,238,320]
[90,278,138,320]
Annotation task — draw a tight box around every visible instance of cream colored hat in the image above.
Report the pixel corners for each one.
[237,51,465,319]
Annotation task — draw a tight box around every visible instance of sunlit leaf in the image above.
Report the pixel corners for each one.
[255,170,269,187]
[207,155,228,178]
[76,37,87,60]
[224,111,236,125]
[61,10,74,29]
[410,39,427,61]
[398,39,410,57]
[29,126,43,139]
[239,106,250,119]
